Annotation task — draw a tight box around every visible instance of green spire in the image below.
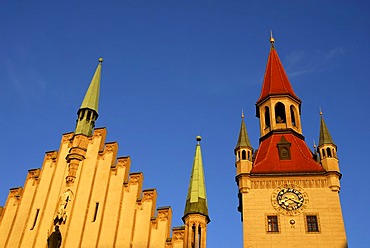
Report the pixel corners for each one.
[80,58,103,113]
[235,111,252,150]
[318,112,335,146]
[183,136,210,222]
[74,58,103,136]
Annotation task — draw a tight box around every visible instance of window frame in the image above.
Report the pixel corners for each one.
[266,214,280,233]
[305,213,321,233]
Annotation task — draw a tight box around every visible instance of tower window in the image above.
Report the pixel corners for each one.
[265,106,271,128]
[326,147,332,157]
[321,149,326,158]
[290,105,297,126]
[242,150,247,160]
[306,215,320,232]
[275,102,286,124]
[266,215,279,232]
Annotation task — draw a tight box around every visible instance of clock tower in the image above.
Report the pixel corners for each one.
[235,35,347,247]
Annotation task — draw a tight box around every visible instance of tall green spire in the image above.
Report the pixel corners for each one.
[235,111,252,150]
[74,58,103,136]
[318,112,335,146]
[183,136,210,222]
[80,58,102,113]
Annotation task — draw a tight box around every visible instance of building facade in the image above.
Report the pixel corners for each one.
[0,58,210,248]
[235,36,347,247]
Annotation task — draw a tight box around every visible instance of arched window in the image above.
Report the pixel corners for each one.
[265,106,271,128]
[275,102,286,123]
[86,110,92,121]
[290,105,297,126]
[321,149,326,158]
[248,151,251,160]
[242,150,247,160]
[237,151,240,161]
[326,147,332,157]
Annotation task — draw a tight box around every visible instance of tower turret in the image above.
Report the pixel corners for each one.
[235,111,253,171]
[182,136,210,248]
[75,58,103,137]
[318,111,341,191]
[66,58,103,186]
[256,33,302,138]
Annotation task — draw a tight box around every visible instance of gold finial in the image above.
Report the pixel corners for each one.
[99,57,103,63]
[270,30,275,47]
[241,109,244,119]
[196,135,202,144]
[319,107,323,116]
[313,139,317,148]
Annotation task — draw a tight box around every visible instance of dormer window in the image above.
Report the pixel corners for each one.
[277,136,291,160]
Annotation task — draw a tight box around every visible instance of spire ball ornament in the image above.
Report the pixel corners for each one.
[196,135,202,142]
[99,57,103,63]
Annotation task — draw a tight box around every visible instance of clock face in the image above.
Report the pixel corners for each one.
[277,188,304,210]
[271,185,308,215]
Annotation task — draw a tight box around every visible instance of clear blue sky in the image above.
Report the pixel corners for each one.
[1,1,369,247]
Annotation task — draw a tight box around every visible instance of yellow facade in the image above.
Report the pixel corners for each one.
[0,129,184,248]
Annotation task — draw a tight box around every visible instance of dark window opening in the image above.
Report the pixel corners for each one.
[326,147,332,157]
[93,202,99,222]
[265,107,271,128]
[30,209,40,230]
[79,111,85,121]
[290,105,296,126]
[267,216,279,232]
[275,102,286,123]
[306,215,319,232]
[277,136,291,160]
[248,151,251,160]
[242,150,247,160]
[192,225,196,248]
[321,149,326,158]
[86,111,91,121]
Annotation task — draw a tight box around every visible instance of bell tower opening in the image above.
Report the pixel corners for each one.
[275,102,286,124]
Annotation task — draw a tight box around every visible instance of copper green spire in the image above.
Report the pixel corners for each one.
[74,58,103,136]
[183,136,210,222]
[318,111,335,146]
[235,111,252,150]
[80,58,103,113]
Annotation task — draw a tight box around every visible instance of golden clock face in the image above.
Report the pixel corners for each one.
[271,185,308,215]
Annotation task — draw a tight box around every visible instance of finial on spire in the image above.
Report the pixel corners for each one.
[319,107,323,116]
[241,109,244,119]
[313,139,317,148]
[270,30,275,47]
[99,57,103,63]
[196,135,202,144]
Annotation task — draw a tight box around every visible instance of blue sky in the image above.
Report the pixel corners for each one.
[1,1,369,247]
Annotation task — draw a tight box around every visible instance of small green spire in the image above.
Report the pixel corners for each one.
[80,58,103,113]
[75,58,103,136]
[318,112,335,146]
[235,112,252,150]
[183,136,210,222]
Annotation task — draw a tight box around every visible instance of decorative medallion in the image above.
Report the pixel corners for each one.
[271,184,309,215]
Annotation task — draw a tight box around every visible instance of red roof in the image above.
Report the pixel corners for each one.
[252,133,324,174]
[256,48,301,104]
